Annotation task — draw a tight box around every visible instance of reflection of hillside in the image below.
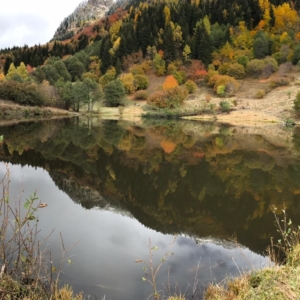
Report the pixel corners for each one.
[1,118,300,253]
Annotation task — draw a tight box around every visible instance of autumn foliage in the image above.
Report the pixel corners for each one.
[147,87,187,108]
[162,75,179,90]
[160,139,176,154]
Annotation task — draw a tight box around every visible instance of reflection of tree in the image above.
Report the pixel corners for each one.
[2,119,300,253]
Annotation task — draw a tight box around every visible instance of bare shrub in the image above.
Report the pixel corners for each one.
[278,62,293,77]
[269,77,291,88]
[134,90,149,100]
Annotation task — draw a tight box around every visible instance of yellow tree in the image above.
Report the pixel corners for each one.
[120,73,136,94]
[17,62,28,81]
[259,0,271,25]
[232,22,253,50]
[273,3,299,32]
[6,63,17,80]
[164,5,171,24]
[109,20,122,42]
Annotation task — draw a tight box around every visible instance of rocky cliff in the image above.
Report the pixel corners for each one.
[52,0,114,41]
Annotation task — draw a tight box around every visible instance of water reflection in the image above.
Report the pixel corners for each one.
[0,117,299,298]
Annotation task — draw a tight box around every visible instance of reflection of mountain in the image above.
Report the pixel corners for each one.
[1,118,300,254]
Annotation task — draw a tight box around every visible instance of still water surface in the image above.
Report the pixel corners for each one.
[1,117,300,298]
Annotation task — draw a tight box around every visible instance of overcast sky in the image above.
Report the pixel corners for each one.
[0,0,84,49]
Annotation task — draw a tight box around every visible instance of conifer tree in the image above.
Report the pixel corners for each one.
[4,56,13,75]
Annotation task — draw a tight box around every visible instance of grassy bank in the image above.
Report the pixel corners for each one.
[0,100,75,118]
[204,244,300,300]
[142,105,215,119]
[0,274,83,300]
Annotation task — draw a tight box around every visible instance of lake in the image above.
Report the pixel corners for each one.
[1,117,300,299]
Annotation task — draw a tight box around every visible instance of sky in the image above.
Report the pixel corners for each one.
[0,0,84,49]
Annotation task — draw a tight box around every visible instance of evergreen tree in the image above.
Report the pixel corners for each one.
[4,56,13,75]
[104,79,126,107]
[194,21,212,66]
[253,31,269,59]
[163,24,176,63]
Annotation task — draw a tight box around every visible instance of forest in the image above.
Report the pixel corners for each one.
[1,0,300,111]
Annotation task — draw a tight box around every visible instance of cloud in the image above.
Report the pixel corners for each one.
[0,13,52,49]
[0,0,83,49]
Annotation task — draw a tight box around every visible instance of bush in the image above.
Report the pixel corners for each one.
[247,57,278,78]
[147,87,187,108]
[120,73,136,94]
[99,67,116,87]
[0,81,44,106]
[269,77,291,88]
[227,63,246,79]
[294,91,300,111]
[208,74,239,96]
[255,89,266,99]
[278,62,293,76]
[134,90,149,100]
[104,79,126,107]
[218,63,230,75]
[236,55,249,67]
[246,59,265,77]
[184,80,197,93]
[134,74,149,90]
[172,71,184,85]
[219,100,231,112]
[217,85,226,97]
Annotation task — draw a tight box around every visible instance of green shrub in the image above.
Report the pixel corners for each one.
[217,85,226,97]
[255,89,266,99]
[246,59,265,77]
[104,79,126,107]
[134,90,149,100]
[218,63,230,75]
[219,100,231,112]
[0,81,44,106]
[284,118,296,127]
[184,80,197,93]
[236,55,249,67]
[247,57,278,78]
[227,63,246,79]
[172,71,184,85]
[207,73,239,96]
[134,74,149,90]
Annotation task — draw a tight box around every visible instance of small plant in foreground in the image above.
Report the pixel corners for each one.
[0,164,81,299]
[219,100,231,112]
[284,118,296,127]
[135,237,176,299]
[271,207,300,258]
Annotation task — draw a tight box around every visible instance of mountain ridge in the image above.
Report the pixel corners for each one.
[52,0,114,41]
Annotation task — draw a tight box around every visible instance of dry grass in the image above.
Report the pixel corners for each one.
[205,256,300,300]
[0,274,83,300]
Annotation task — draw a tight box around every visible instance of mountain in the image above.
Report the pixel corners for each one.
[52,0,114,41]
